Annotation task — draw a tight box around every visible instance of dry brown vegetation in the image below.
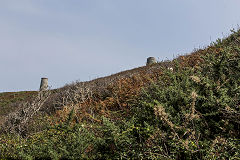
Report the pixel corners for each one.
[0,48,207,135]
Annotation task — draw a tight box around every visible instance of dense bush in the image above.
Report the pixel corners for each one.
[126,42,240,159]
[95,33,240,159]
[1,109,100,159]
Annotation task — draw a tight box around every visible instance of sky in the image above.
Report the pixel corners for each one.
[1,0,240,92]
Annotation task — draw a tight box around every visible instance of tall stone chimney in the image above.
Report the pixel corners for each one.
[146,57,157,66]
[39,78,48,91]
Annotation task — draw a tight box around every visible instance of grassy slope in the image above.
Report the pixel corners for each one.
[4,28,238,119]
[1,29,240,159]
[0,91,37,114]
[0,60,171,127]
[0,30,238,130]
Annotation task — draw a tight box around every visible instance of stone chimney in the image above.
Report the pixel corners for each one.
[146,57,157,66]
[39,78,48,91]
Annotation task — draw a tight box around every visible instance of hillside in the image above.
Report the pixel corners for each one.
[0,91,37,125]
[0,29,240,159]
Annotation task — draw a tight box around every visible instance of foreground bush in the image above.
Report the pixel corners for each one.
[95,40,240,159]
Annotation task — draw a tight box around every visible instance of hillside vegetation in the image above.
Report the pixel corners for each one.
[0,91,37,126]
[0,29,240,159]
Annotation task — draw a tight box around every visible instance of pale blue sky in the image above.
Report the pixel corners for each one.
[1,0,240,92]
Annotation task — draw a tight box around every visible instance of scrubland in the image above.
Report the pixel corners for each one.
[0,29,240,159]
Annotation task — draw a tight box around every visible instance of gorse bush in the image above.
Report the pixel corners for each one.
[1,29,240,159]
[127,40,240,159]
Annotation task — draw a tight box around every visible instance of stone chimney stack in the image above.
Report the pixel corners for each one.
[39,78,48,91]
[146,57,157,66]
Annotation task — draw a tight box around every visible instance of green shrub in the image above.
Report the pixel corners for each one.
[1,109,99,159]
[128,45,240,159]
